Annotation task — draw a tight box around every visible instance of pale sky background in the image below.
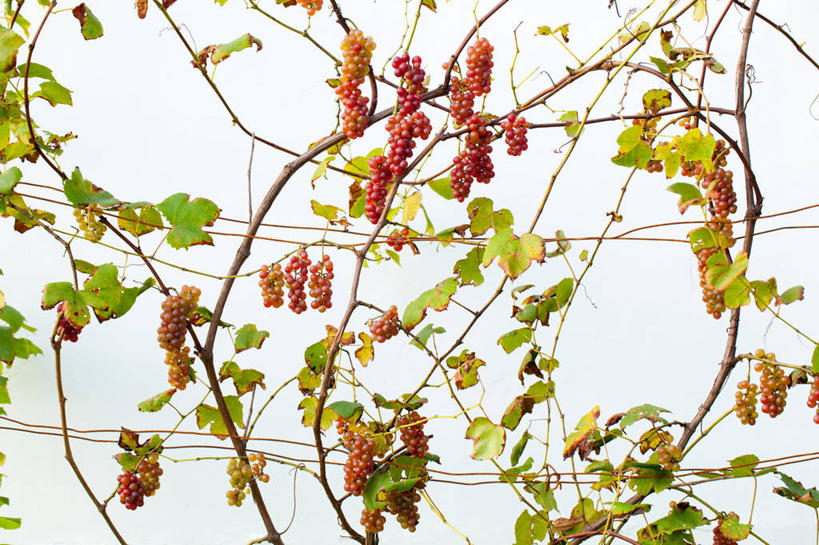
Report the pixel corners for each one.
[2,1,819,544]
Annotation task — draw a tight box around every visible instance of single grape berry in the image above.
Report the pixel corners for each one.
[500,114,529,156]
[117,471,145,510]
[55,301,83,342]
[398,411,429,458]
[137,453,163,497]
[74,204,107,241]
[165,346,191,390]
[308,254,334,312]
[754,351,788,418]
[284,250,311,314]
[156,286,201,351]
[361,508,386,533]
[465,37,494,96]
[369,305,400,343]
[259,264,285,308]
[735,379,759,425]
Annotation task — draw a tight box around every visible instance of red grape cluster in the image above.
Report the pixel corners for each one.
[501,114,529,156]
[465,37,494,96]
[713,524,739,545]
[157,286,200,352]
[337,30,376,139]
[338,421,376,496]
[137,453,163,497]
[754,351,788,418]
[392,54,427,117]
[258,264,285,308]
[386,228,411,252]
[297,0,322,17]
[450,141,495,202]
[165,346,191,390]
[645,159,663,173]
[308,254,334,312]
[117,471,145,510]
[398,411,429,458]
[386,111,432,177]
[735,378,759,425]
[365,155,390,224]
[448,76,475,127]
[369,305,400,343]
[73,204,106,241]
[807,375,819,424]
[361,508,386,534]
[284,250,311,314]
[55,302,83,342]
[386,488,421,532]
[656,444,681,471]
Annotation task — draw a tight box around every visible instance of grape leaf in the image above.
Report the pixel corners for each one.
[220,361,265,396]
[137,389,176,412]
[233,324,269,352]
[0,167,21,195]
[156,193,220,249]
[197,34,263,66]
[402,277,458,330]
[71,4,104,40]
[63,168,118,207]
[454,247,484,286]
[298,396,335,430]
[196,397,243,438]
[482,229,544,280]
[117,206,163,237]
[465,417,505,460]
[33,81,73,106]
[0,28,24,73]
[355,332,374,366]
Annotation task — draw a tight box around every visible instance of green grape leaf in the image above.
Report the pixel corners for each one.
[327,400,363,420]
[310,200,345,223]
[409,323,444,350]
[0,167,21,195]
[619,404,669,429]
[467,197,514,236]
[706,252,748,291]
[563,407,599,459]
[33,81,73,106]
[501,395,535,431]
[778,285,805,305]
[454,247,485,286]
[156,193,220,249]
[41,282,90,327]
[296,366,321,395]
[428,177,453,199]
[195,397,243,438]
[465,416,506,460]
[117,206,163,237]
[220,361,265,396]
[482,229,544,280]
[724,277,751,308]
[514,510,534,545]
[362,469,390,510]
[445,350,485,390]
[812,345,819,374]
[677,128,716,171]
[71,4,104,40]
[63,168,119,207]
[198,34,263,66]
[720,517,751,540]
[729,454,759,478]
[17,62,55,81]
[83,264,145,321]
[0,28,24,73]
[311,156,335,183]
[750,278,776,311]
[233,324,270,353]
[137,388,176,412]
[611,125,652,168]
[114,452,139,472]
[667,182,703,213]
[304,339,329,373]
[510,431,532,466]
[560,110,581,138]
[498,327,532,354]
[642,89,671,114]
[298,396,335,430]
[402,277,458,330]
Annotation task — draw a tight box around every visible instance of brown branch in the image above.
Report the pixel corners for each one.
[734,1,819,72]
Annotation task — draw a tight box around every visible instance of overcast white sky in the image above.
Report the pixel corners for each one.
[2,1,819,544]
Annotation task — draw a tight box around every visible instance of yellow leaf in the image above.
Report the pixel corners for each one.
[693,0,707,21]
[402,192,423,224]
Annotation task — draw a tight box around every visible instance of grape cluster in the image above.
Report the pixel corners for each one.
[165,346,191,390]
[284,251,311,314]
[398,411,429,458]
[137,453,163,497]
[308,254,334,312]
[807,375,819,424]
[392,54,427,117]
[258,264,285,308]
[369,305,400,343]
[645,159,663,173]
[157,286,200,351]
[501,114,529,156]
[656,444,681,471]
[386,488,421,532]
[361,508,386,534]
[365,155,390,224]
[465,37,494,96]
[297,0,322,16]
[755,351,788,418]
[55,302,83,342]
[337,30,376,139]
[713,524,739,545]
[450,141,494,202]
[386,228,411,252]
[735,379,759,425]
[385,110,432,177]
[338,421,375,496]
[73,204,106,241]
[701,169,737,219]
[117,471,145,510]
[448,77,475,127]
[226,454,267,507]
[695,247,726,319]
